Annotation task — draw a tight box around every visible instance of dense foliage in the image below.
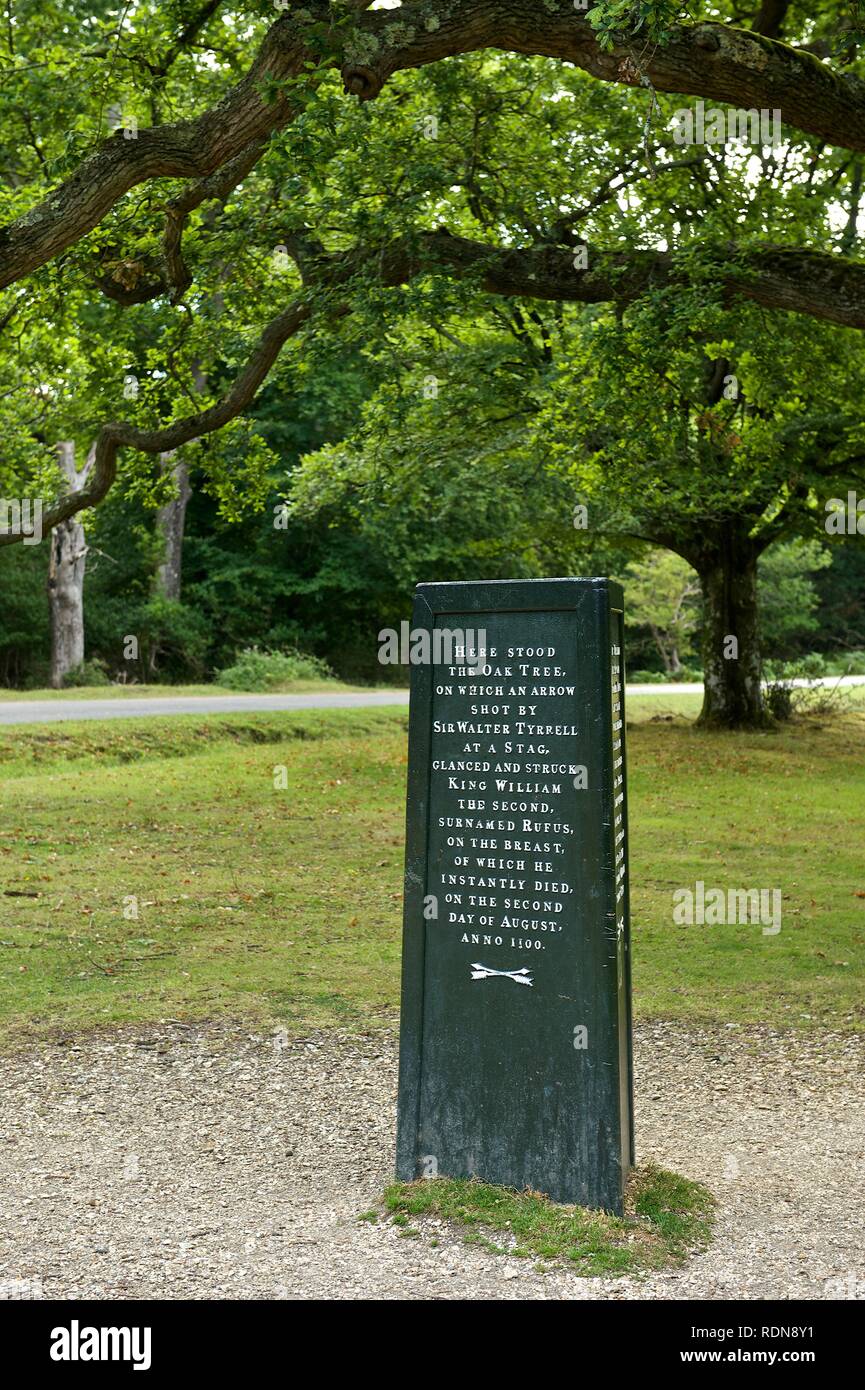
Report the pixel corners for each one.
[0,3,863,702]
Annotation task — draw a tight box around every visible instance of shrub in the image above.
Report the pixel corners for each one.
[626,665,703,684]
[765,682,794,722]
[215,646,332,691]
[627,669,664,683]
[763,656,851,719]
[821,649,865,677]
[136,596,210,681]
[671,663,703,683]
[62,658,111,688]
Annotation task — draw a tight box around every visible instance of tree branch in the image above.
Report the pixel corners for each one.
[9,226,865,546]
[0,10,324,290]
[4,2,865,295]
[751,1,790,40]
[0,298,330,548]
[347,2,865,156]
[382,231,865,331]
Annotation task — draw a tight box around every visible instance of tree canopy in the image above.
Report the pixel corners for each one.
[2,2,865,722]
[2,0,865,541]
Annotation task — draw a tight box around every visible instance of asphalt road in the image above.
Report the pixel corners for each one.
[0,690,411,725]
[0,676,862,725]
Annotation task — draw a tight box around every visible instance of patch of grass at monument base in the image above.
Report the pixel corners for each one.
[381,1163,714,1276]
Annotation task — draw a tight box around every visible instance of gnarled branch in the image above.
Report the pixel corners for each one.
[6,226,865,547]
[0,10,324,290]
[4,2,865,295]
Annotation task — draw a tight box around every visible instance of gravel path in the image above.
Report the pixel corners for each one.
[0,1021,862,1301]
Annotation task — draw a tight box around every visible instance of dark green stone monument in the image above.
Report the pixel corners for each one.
[396,578,634,1213]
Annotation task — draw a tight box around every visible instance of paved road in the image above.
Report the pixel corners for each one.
[0,676,861,725]
[0,690,411,725]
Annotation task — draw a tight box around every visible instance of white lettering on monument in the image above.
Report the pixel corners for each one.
[426,632,624,978]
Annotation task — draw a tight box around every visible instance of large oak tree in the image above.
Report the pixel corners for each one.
[2,0,865,724]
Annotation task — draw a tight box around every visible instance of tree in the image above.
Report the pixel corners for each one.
[810,541,865,657]
[3,2,865,726]
[153,452,192,602]
[289,267,865,724]
[537,292,865,726]
[758,539,833,657]
[287,325,582,622]
[623,550,700,674]
[47,441,93,687]
[0,544,50,686]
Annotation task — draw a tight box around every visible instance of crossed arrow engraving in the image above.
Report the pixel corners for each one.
[470,962,534,987]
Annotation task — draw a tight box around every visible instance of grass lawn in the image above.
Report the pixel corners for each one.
[1,700,863,1046]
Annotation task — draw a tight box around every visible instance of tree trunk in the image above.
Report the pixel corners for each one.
[48,517,87,687]
[695,534,768,729]
[153,452,191,601]
[47,442,92,689]
[650,623,684,675]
